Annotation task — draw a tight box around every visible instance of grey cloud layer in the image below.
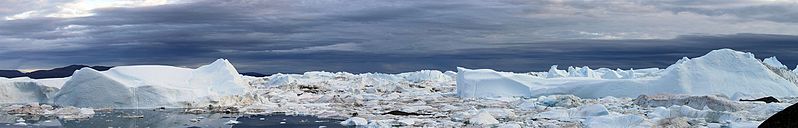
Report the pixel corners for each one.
[0,0,797,73]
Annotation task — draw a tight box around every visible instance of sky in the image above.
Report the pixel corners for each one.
[1,0,798,74]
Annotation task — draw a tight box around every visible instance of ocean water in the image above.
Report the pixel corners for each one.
[0,109,343,128]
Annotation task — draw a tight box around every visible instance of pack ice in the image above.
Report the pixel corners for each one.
[2,48,798,127]
[457,49,798,98]
[51,59,249,108]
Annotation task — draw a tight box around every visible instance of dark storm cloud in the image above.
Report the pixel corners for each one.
[237,33,798,74]
[6,32,797,74]
[642,0,798,23]
[448,34,798,72]
[0,0,529,54]
[1,0,798,74]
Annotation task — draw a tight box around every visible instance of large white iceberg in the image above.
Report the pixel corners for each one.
[53,59,250,108]
[457,49,798,98]
[0,78,55,103]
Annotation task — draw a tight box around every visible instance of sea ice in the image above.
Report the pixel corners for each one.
[634,95,743,111]
[468,111,499,125]
[340,117,368,126]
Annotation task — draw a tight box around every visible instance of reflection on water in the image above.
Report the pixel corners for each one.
[0,109,343,128]
[232,114,344,128]
[0,111,62,128]
[61,109,236,128]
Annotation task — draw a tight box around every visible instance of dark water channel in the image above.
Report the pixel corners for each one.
[0,109,343,128]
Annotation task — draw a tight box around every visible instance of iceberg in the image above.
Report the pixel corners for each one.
[794,65,798,75]
[596,68,622,79]
[762,57,798,85]
[53,59,250,108]
[457,49,798,98]
[657,49,798,97]
[539,65,658,79]
[567,66,600,78]
[397,70,452,83]
[0,78,56,103]
[764,56,788,69]
[546,65,567,78]
[456,68,536,98]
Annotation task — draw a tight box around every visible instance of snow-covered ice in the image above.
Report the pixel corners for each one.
[468,111,500,125]
[457,49,798,98]
[224,120,241,125]
[764,56,788,69]
[584,114,652,128]
[0,79,54,103]
[53,59,250,108]
[634,94,743,111]
[340,117,368,126]
[575,104,609,117]
[794,65,798,75]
